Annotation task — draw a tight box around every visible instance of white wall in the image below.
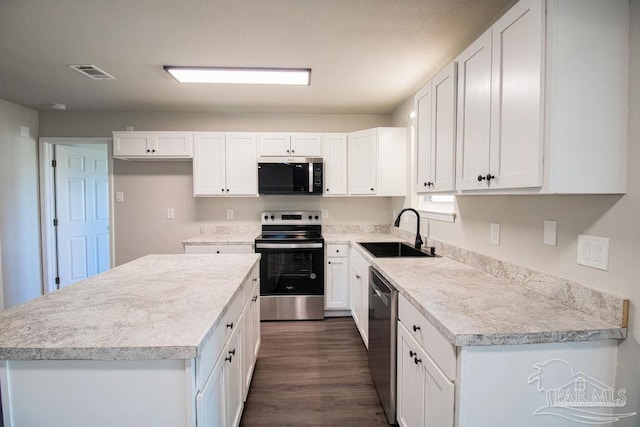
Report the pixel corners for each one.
[39,111,395,264]
[0,99,42,308]
[390,1,640,421]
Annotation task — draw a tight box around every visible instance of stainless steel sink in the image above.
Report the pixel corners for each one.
[357,242,437,258]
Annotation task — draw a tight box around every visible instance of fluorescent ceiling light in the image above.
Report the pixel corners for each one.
[164,66,311,85]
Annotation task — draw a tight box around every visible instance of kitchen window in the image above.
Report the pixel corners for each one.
[417,194,456,223]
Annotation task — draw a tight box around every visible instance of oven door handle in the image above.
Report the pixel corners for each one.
[255,242,324,250]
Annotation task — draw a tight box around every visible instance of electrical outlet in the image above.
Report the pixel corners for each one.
[167,208,175,219]
[126,126,134,131]
[115,192,124,203]
[227,209,234,220]
[20,126,30,137]
[490,223,500,245]
[322,209,328,219]
[544,220,557,246]
[577,235,609,271]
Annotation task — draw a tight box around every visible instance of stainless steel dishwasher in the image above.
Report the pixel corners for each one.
[368,267,398,425]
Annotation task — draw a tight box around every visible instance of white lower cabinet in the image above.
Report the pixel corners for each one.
[242,270,261,400]
[325,244,349,311]
[397,322,454,427]
[349,247,370,348]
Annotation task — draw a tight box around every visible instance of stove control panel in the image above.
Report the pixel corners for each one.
[261,211,321,225]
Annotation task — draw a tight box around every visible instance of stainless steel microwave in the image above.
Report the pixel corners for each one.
[258,158,323,195]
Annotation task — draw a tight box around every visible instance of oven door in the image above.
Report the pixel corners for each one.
[255,242,324,295]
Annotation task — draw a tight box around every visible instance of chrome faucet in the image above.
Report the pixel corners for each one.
[393,208,424,249]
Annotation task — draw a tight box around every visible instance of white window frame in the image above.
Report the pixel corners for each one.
[417,194,456,223]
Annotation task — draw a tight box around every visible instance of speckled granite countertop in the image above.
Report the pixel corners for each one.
[336,237,626,346]
[0,254,260,360]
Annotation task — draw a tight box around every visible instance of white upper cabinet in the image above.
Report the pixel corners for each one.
[348,129,378,195]
[322,133,348,196]
[455,0,628,194]
[113,132,193,160]
[348,127,406,196]
[416,62,457,193]
[193,132,258,197]
[258,132,322,157]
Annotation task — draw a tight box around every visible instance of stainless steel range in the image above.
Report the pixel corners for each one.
[255,211,324,320]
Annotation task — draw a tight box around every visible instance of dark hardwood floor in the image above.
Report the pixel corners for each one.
[240,317,389,427]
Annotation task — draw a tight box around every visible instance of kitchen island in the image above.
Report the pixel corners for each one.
[0,253,261,427]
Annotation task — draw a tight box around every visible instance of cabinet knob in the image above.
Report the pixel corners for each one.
[413,325,421,332]
[328,261,331,264]
[414,357,422,365]
[409,350,416,358]
[291,149,295,153]
[252,295,258,302]
[356,274,361,280]
[229,348,236,356]
[216,250,220,254]
[336,249,339,253]
[253,277,257,282]
[146,149,151,153]
[486,174,495,181]
[326,188,329,192]
[477,175,486,181]
[225,355,233,362]
[286,149,290,153]
[226,189,229,193]
[370,188,374,192]
[226,322,233,329]
[424,182,428,187]
[152,149,156,153]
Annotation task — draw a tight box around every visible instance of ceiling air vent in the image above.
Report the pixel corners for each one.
[68,64,115,80]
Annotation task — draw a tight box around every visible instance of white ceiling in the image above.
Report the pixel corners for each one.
[0,0,512,114]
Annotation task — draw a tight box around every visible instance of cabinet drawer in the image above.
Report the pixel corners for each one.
[326,244,348,258]
[197,292,244,389]
[398,294,456,380]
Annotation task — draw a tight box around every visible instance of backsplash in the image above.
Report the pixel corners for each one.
[323,224,390,234]
[430,239,628,328]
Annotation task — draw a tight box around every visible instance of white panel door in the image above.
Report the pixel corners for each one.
[431,63,457,192]
[489,0,544,189]
[325,257,349,309]
[193,133,226,196]
[348,129,377,195]
[258,133,291,156]
[322,134,348,195]
[226,133,258,196]
[291,133,322,156]
[197,357,226,427]
[55,145,110,288]
[415,82,433,192]
[456,29,493,190]
[397,325,426,427]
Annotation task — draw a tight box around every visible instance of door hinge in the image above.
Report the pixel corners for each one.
[53,218,58,226]
[51,159,57,167]
[55,276,60,285]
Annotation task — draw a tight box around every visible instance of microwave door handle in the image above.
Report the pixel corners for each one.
[308,162,313,193]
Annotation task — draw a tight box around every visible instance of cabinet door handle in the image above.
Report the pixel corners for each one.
[355,274,361,280]
[252,277,258,283]
[414,357,422,365]
[413,325,421,332]
[229,348,236,356]
[225,355,233,362]
[226,322,234,329]
[409,350,416,358]
[252,295,258,302]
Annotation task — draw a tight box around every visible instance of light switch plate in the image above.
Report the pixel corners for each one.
[227,209,234,220]
[544,220,557,246]
[167,208,175,220]
[322,209,328,219]
[490,223,500,245]
[20,126,30,137]
[115,192,124,203]
[577,235,609,271]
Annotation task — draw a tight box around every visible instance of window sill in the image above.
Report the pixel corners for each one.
[417,209,456,223]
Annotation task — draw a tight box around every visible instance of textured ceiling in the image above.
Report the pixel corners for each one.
[0,0,512,114]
